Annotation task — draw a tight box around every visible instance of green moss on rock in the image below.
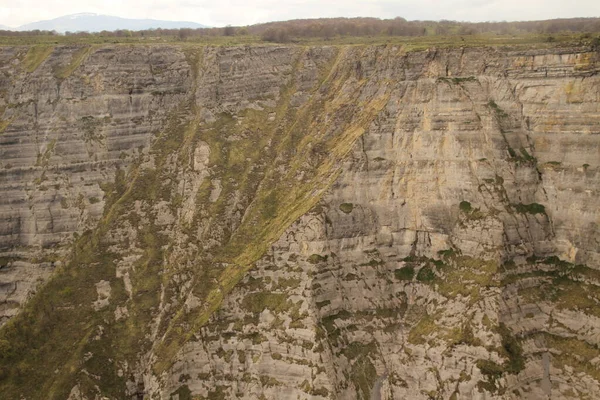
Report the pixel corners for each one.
[307,254,328,264]
[241,292,292,314]
[395,266,415,281]
[513,202,546,215]
[339,202,354,213]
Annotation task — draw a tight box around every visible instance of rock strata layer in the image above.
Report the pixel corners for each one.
[0,43,599,399]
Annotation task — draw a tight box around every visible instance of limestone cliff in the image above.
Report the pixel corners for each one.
[0,42,598,400]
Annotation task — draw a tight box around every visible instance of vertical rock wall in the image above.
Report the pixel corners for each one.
[0,43,598,399]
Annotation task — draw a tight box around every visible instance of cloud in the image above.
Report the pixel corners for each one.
[0,0,598,28]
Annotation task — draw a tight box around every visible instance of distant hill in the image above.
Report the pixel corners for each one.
[16,13,207,33]
[0,24,11,30]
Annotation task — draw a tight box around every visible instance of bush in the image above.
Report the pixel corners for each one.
[514,203,546,215]
[307,254,327,264]
[0,339,13,360]
[223,25,236,36]
[416,265,435,282]
[499,324,525,373]
[477,359,504,378]
[459,201,472,213]
[438,248,457,258]
[395,266,415,281]
[339,203,354,213]
[262,27,290,43]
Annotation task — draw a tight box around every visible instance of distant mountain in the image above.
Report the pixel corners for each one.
[0,24,11,31]
[17,13,207,33]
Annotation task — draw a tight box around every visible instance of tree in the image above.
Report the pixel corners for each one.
[262,27,290,43]
[223,25,236,36]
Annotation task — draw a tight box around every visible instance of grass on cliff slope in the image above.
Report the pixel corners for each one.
[21,45,54,72]
[52,45,93,79]
[152,45,391,373]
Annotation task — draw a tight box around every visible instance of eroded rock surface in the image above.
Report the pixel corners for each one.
[0,45,191,323]
[0,43,599,399]
[162,45,600,400]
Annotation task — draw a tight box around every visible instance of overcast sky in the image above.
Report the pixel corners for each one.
[0,0,599,28]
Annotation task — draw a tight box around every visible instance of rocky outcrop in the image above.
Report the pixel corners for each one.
[0,42,599,399]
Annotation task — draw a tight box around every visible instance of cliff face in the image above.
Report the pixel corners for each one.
[0,43,599,400]
[0,45,191,323]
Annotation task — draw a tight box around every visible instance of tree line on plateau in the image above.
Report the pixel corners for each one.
[1,17,599,42]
